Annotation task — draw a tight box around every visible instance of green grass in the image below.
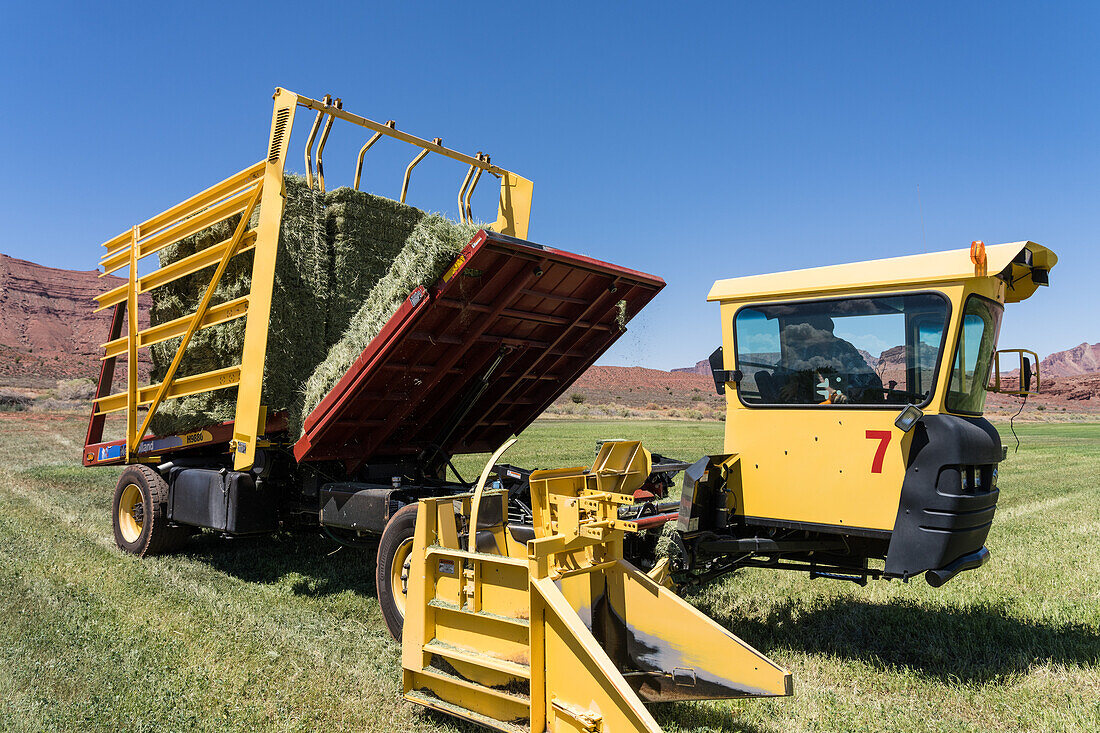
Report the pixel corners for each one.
[0,413,1096,732]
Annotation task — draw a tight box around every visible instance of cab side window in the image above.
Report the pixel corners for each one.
[734,309,782,402]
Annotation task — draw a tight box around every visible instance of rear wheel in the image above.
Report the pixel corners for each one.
[112,465,191,556]
[376,503,418,641]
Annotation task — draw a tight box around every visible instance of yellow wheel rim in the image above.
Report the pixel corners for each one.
[390,537,414,618]
[118,483,144,544]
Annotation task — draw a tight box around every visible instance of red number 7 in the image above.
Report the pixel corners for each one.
[865,430,892,474]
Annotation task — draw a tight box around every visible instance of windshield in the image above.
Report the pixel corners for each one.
[734,293,949,406]
[946,296,1003,414]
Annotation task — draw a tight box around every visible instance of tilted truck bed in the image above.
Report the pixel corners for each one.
[293,229,664,468]
[86,229,663,468]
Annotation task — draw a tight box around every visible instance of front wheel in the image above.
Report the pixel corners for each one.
[376,503,418,641]
[112,465,191,557]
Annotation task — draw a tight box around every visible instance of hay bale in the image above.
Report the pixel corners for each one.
[324,187,424,345]
[147,175,481,440]
[149,175,326,435]
[300,214,481,422]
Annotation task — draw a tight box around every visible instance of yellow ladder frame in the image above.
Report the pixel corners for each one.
[91,89,533,470]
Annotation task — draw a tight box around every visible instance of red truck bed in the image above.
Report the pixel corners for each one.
[293,230,664,468]
[84,230,663,468]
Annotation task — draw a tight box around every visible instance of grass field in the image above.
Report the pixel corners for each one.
[0,413,1096,732]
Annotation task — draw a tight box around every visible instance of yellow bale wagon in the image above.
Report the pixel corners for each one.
[84,89,1056,731]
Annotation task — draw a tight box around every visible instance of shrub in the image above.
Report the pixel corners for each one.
[0,389,31,412]
[57,378,97,401]
[570,393,587,404]
[33,398,81,413]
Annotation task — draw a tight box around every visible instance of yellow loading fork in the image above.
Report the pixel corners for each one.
[402,441,790,732]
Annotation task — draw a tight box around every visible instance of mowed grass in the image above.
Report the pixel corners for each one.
[0,413,1096,732]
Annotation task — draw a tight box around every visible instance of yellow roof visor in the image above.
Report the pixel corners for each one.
[707,241,1057,303]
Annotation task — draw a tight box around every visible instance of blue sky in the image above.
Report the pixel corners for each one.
[1,2,1096,370]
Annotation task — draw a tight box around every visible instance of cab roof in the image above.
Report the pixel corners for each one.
[708,241,1057,305]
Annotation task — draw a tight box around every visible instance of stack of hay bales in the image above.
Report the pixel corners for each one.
[148,175,326,435]
[322,186,425,345]
[147,174,481,439]
[301,214,481,420]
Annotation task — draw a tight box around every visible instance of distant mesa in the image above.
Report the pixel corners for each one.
[1039,342,1100,378]
[671,359,712,377]
[0,251,1096,407]
[672,340,1100,404]
[0,253,150,386]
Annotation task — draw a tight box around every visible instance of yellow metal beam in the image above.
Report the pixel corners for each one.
[96,365,242,416]
[129,186,261,457]
[102,296,249,359]
[100,161,264,257]
[232,89,297,470]
[95,231,257,311]
[125,227,139,454]
[101,187,256,276]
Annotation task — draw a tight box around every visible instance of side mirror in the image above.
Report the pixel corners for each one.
[709,346,741,395]
[988,349,1041,395]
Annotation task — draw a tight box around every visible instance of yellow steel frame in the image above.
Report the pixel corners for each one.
[92,162,268,466]
[91,89,533,470]
[402,441,790,732]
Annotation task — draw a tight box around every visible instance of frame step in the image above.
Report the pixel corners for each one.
[405,689,529,733]
[425,638,531,680]
[428,598,530,629]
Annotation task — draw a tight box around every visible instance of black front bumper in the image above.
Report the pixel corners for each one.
[884,414,1003,584]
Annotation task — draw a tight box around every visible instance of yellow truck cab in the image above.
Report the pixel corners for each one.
[688,241,1057,586]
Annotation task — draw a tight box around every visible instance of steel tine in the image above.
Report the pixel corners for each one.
[316,97,340,194]
[354,120,395,191]
[304,94,331,190]
[464,153,486,222]
[401,137,441,204]
[457,162,477,223]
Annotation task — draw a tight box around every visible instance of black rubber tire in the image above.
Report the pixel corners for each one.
[111,465,191,557]
[376,503,419,642]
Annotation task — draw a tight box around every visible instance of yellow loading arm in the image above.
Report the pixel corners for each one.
[90,89,533,470]
[401,441,790,732]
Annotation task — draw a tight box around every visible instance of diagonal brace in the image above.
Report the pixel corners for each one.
[128,184,263,457]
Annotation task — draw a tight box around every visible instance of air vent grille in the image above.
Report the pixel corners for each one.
[268,109,290,163]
